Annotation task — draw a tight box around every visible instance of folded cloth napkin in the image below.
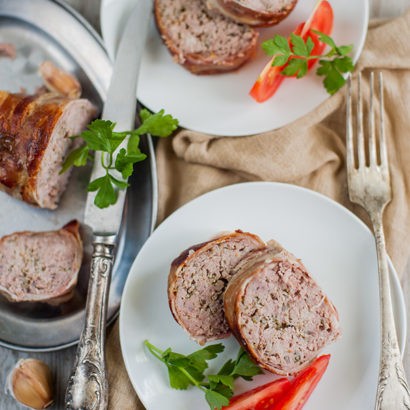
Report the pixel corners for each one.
[106,11,410,409]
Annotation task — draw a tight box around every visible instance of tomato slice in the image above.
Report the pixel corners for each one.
[221,355,330,410]
[222,378,291,410]
[249,0,334,103]
[273,354,331,410]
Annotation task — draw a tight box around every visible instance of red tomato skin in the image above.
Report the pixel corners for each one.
[273,355,331,410]
[249,0,334,103]
[222,378,291,410]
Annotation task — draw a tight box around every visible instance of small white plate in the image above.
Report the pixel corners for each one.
[120,182,406,410]
[101,0,368,136]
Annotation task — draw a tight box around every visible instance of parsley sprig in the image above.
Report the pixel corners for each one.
[262,30,354,95]
[144,341,262,410]
[61,109,178,208]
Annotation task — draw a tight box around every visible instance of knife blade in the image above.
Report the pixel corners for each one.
[85,1,151,236]
[65,2,152,409]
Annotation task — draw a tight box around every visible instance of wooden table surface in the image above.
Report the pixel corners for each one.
[1,0,410,409]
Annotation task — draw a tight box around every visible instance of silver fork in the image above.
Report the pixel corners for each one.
[346,72,410,409]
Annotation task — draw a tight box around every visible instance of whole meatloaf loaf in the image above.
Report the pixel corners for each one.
[0,220,82,303]
[224,240,340,375]
[205,0,298,27]
[0,91,96,209]
[168,231,265,344]
[154,0,259,74]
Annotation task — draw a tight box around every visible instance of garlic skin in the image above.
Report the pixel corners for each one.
[7,358,54,410]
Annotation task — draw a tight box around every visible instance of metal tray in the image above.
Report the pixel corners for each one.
[0,0,157,351]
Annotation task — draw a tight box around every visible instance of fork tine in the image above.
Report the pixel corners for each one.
[368,72,377,166]
[346,74,355,170]
[356,72,365,168]
[378,72,388,168]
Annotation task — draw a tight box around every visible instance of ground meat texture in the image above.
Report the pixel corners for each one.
[205,0,298,27]
[168,231,265,344]
[0,220,82,303]
[154,0,259,74]
[0,91,96,209]
[224,242,340,375]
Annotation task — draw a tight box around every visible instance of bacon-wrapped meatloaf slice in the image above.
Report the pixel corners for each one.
[0,91,96,209]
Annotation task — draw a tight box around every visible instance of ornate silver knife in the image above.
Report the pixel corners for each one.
[65,2,151,409]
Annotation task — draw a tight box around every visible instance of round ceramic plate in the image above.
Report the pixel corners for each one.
[120,182,406,410]
[101,0,369,136]
[0,0,157,351]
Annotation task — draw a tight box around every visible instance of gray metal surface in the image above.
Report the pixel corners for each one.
[0,0,157,351]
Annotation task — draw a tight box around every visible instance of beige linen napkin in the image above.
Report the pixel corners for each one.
[107,12,410,409]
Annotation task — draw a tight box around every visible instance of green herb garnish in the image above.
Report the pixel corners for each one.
[61,108,178,208]
[144,341,262,410]
[262,30,354,95]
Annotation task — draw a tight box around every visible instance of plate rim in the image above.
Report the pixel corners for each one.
[100,0,370,137]
[119,180,407,409]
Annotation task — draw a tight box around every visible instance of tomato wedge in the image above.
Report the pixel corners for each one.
[250,0,334,103]
[222,378,291,410]
[221,355,330,410]
[273,355,331,410]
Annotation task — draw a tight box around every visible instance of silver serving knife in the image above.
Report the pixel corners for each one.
[65,2,151,409]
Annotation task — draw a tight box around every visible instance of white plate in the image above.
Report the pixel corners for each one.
[120,182,406,410]
[101,0,368,136]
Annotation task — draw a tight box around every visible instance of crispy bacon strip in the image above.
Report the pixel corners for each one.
[39,61,82,99]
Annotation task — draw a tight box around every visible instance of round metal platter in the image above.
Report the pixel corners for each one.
[0,0,157,351]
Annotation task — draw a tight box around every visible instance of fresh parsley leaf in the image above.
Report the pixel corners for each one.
[261,30,355,96]
[109,174,129,189]
[262,34,290,57]
[290,33,309,57]
[231,349,263,379]
[167,366,192,390]
[144,341,262,410]
[337,44,354,56]
[217,359,235,376]
[81,120,114,152]
[282,58,308,79]
[312,30,337,49]
[208,374,235,392]
[272,54,288,67]
[87,175,117,208]
[59,145,89,174]
[188,344,225,374]
[316,56,354,95]
[306,36,315,55]
[205,389,230,410]
[115,148,147,179]
[137,108,179,137]
[61,108,178,209]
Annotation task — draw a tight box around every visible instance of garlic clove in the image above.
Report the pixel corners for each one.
[7,358,54,410]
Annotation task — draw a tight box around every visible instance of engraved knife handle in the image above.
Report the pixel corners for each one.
[65,238,115,410]
[371,213,410,409]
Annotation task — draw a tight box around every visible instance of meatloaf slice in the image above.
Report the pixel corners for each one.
[0,91,96,209]
[206,0,298,27]
[168,231,265,344]
[224,240,340,375]
[0,220,82,303]
[154,0,259,74]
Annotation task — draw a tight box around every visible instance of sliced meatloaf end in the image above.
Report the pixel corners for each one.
[0,220,83,303]
[168,230,266,344]
[224,242,340,375]
[154,0,259,74]
[206,0,298,27]
[0,91,96,209]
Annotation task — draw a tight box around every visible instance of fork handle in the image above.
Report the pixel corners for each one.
[371,211,410,409]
